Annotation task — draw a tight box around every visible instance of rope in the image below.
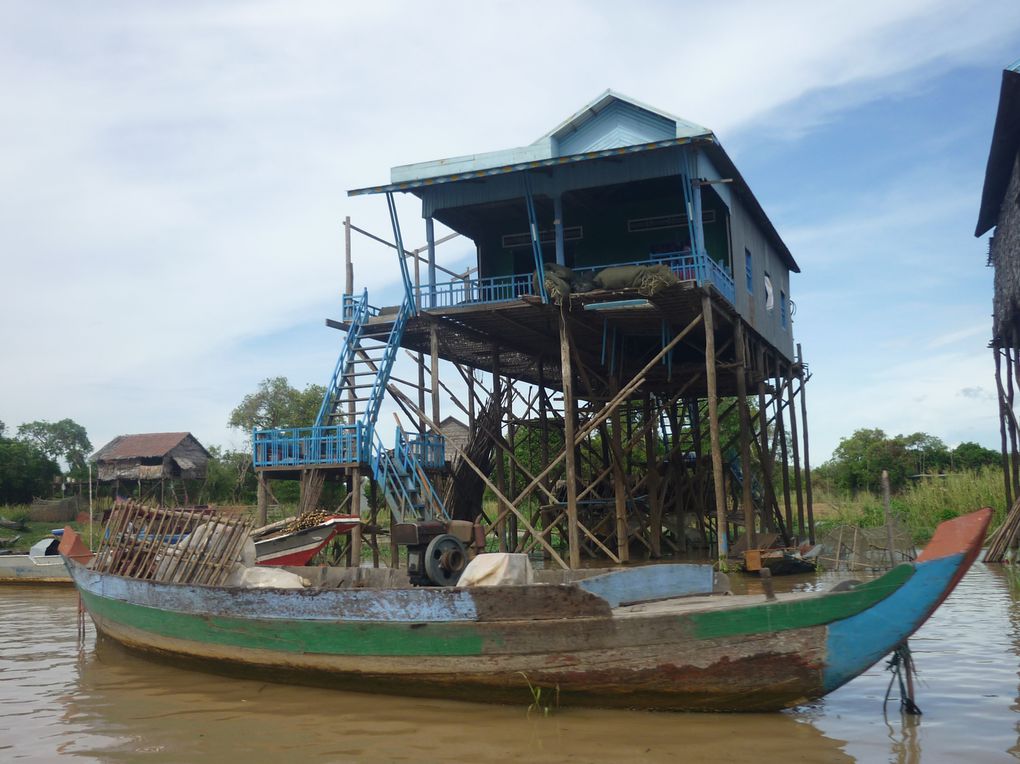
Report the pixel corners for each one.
[884,641,922,715]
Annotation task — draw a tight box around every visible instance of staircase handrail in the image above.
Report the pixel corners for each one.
[315,289,371,427]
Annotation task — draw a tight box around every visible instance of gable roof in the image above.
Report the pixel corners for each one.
[976,61,1020,237]
[91,432,210,462]
[539,89,711,146]
[348,90,798,273]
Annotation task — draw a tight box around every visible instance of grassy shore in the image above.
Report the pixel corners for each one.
[814,467,1007,544]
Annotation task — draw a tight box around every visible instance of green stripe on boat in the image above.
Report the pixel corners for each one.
[80,590,485,656]
[690,564,914,639]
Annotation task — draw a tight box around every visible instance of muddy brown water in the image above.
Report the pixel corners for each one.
[1,564,1018,763]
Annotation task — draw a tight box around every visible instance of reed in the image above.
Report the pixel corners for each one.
[815,468,1006,544]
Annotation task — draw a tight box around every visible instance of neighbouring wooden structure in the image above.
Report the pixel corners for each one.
[91,432,210,507]
[254,90,815,567]
[977,60,1020,529]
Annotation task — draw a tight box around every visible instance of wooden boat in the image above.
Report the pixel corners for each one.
[742,546,819,576]
[59,508,991,711]
[254,516,359,566]
[0,534,72,584]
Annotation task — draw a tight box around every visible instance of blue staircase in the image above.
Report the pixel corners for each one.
[371,428,448,523]
[252,289,448,524]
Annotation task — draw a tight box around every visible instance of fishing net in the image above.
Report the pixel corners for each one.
[816,521,916,572]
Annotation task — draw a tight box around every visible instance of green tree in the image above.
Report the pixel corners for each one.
[0,420,5,438]
[16,418,92,474]
[824,428,909,494]
[951,441,1000,470]
[228,377,327,434]
[0,437,60,504]
[901,432,950,475]
[201,446,257,504]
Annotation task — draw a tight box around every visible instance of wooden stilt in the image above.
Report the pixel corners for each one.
[492,351,507,552]
[644,393,662,557]
[350,467,362,566]
[734,321,755,549]
[775,365,794,540]
[787,368,806,540]
[559,307,581,568]
[610,382,630,563]
[703,294,728,560]
[797,343,815,544]
[256,472,268,526]
[996,347,1014,511]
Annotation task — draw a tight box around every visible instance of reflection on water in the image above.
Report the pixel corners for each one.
[1,565,1018,762]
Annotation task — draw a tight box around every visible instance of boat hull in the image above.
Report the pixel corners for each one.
[64,509,991,711]
[255,518,359,566]
[0,555,71,584]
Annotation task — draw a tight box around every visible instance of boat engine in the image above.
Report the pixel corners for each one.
[393,520,474,586]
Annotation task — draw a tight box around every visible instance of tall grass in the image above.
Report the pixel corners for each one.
[815,468,1006,543]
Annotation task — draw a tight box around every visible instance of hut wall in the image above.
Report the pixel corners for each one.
[168,437,210,480]
[992,153,1020,343]
[728,190,794,360]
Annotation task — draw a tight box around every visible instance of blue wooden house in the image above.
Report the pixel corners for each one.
[254,91,813,573]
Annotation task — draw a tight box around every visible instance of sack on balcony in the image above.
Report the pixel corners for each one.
[636,264,679,295]
[534,269,575,301]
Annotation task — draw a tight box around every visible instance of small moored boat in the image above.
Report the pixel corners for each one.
[59,508,991,711]
[0,531,72,584]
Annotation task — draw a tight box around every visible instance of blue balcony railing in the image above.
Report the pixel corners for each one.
[419,273,533,309]
[253,424,365,468]
[398,429,446,469]
[416,251,734,310]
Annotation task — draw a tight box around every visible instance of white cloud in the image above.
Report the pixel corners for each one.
[1,0,1019,453]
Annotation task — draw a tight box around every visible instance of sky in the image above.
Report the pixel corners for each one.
[2,0,1020,464]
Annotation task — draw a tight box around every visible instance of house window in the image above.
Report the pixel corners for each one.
[764,272,774,311]
[780,290,787,329]
[745,249,753,293]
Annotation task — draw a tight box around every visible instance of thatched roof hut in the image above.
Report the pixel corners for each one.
[91,432,210,482]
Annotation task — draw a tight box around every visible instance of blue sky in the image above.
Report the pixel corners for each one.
[2,0,1019,463]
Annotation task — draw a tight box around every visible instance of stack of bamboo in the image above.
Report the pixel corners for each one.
[93,500,252,585]
[985,497,1020,562]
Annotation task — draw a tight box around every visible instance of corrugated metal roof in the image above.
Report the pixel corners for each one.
[346,90,799,273]
[977,64,1020,236]
[349,90,713,197]
[91,432,199,461]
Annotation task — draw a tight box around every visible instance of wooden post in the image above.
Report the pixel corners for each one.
[257,471,269,526]
[702,294,728,560]
[426,216,437,291]
[369,478,379,567]
[349,467,362,566]
[787,368,806,540]
[996,347,1014,511]
[757,350,777,534]
[610,395,630,563]
[492,350,507,552]
[734,321,754,549]
[644,393,662,557]
[1008,347,1020,497]
[559,307,581,568]
[775,368,794,540]
[430,324,441,425]
[881,469,896,568]
[344,215,353,297]
[797,343,815,544]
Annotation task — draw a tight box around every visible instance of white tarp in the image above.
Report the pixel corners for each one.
[458,553,535,587]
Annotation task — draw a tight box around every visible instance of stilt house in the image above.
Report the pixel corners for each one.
[254,91,815,572]
[977,60,1020,509]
